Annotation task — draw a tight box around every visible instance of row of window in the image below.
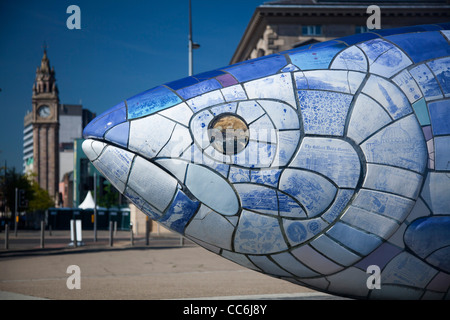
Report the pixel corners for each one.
[302,25,369,36]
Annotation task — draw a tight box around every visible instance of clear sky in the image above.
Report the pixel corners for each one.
[0,0,265,171]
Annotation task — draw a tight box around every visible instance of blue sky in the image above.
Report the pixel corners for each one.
[0,0,265,171]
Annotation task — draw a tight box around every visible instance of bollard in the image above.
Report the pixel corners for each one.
[4,224,9,250]
[40,221,45,249]
[109,221,114,247]
[72,219,78,248]
[145,218,150,246]
[130,224,134,246]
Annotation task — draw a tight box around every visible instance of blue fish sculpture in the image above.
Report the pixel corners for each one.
[83,24,450,299]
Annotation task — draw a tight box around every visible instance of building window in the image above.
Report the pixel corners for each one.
[302,25,322,36]
[355,26,369,34]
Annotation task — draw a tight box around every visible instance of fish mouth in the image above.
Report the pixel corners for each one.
[82,138,200,233]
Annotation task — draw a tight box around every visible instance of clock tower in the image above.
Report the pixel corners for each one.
[32,49,60,202]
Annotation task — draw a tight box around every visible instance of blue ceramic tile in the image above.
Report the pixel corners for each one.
[277,191,306,218]
[185,163,239,216]
[223,54,287,82]
[94,146,134,193]
[326,222,383,256]
[228,167,250,183]
[421,172,450,214]
[362,75,412,120]
[411,98,430,126]
[386,31,450,63]
[283,219,327,246]
[321,189,354,223]
[257,100,299,129]
[290,137,361,188]
[363,164,423,199]
[410,64,443,101]
[185,209,234,250]
[83,101,127,139]
[127,156,178,212]
[330,46,367,72]
[392,70,423,103]
[272,130,300,168]
[368,43,412,77]
[428,99,450,135]
[234,184,278,215]
[298,90,352,136]
[127,86,182,119]
[244,73,297,109]
[404,216,450,262]
[341,205,400,240]
[123,187,161,220]
[104,121,129,148]
[248,255,292,277]
[176,78,222,100]
[234,209,287,254]
[381,252,438,290]
[427,57,450,97]
[354,242,402,271]
[434,136,450,171]
[347,93,392,144]
[165,76,199,91]
[360,114,427,173]
[290,244,344,275]
[193,69,226,81]
[298,70,364,94]
[271,252,320,278]
[352,189,414,223]
[250,168,282,187]
[310,234,361,266]
[129,114,176,159]
[289,43,347,70]
[337,32,379,46]
[158,189,199,234]
[279,169,337,217]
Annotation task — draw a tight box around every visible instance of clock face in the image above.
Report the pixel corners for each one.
[38,105,51,118]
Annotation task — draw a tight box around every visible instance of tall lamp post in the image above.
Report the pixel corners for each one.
[188,0,200,76]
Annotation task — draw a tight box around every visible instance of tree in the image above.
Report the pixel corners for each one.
[28,178,54,212]
[0,167,54,215]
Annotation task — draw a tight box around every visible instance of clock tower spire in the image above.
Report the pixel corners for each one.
[32,47,60,203]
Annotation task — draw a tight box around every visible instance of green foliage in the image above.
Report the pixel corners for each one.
[97,183,119,209]
[0,166,54,213]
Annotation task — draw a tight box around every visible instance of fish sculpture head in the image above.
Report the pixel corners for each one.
[83,23,450,299]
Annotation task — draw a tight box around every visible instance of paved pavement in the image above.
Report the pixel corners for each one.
[0,229,345,300]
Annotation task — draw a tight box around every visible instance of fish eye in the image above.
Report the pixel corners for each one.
[208,113,250,155]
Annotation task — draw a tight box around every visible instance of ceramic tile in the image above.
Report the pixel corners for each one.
[410,64,443,101]
[434,136,450,171]
[330,46,367,72]
[279,168,337,217]
[129,114,176,159]
[185,163,239,215]
[421,172,450,215]
[127,156,178,212]
[361,75,412,120]
[347,93,392,144]
[428,99,450,135]
[244,73,297,109]
[127,86,182,119]
[234,210,287,254]
[224,54,287,82]
[298,90,352,136]
[290,137,360,188]
[360,114,427,173]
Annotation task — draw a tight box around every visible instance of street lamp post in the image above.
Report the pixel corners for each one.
[188,0,200,76]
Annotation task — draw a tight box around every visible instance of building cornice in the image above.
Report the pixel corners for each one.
[230,4,450,64]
